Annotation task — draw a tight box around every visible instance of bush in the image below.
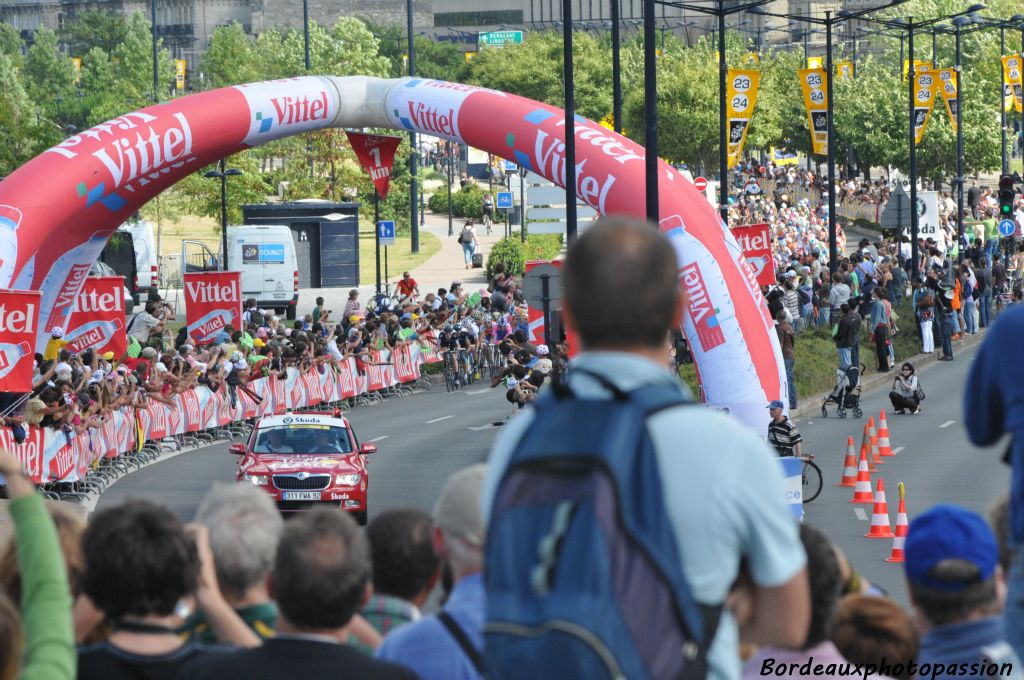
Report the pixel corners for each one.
[427,184,490,219]
[485,234,565,279]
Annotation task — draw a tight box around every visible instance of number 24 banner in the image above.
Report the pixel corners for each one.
[1002,55,1022,114]
[726,69,760,169]
[798,68,828,156]
[913,68,938,146]
[938,68,958,134]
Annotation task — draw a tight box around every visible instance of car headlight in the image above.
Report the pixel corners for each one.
[335,474,361,487]
[243,474,269,486]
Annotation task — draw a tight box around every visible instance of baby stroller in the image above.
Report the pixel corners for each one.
[820,363,864,419]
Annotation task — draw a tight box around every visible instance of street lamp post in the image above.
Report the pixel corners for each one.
[203,159,243,270]
[825,12,837,273]
[151,0,159,102]
[954,17,968,260]
[407,0,420,254]
[564,0,579,241]
[907,17,919,281]
[612,0,622,133]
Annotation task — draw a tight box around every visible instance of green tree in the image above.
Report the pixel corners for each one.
[0,23,23,66]
[0,52,41,175]
[201,22,259,88]
[60,9,128,56]
[172,154,271,226]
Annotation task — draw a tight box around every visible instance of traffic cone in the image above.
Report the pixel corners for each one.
[849,449,874,504]
[886,482,909,562]
[869,417,883,467]
[860,424,876,473]
[834,436,858,487]
[865,478,894,538]
[878,409,894,457]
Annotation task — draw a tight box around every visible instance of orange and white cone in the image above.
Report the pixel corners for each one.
[869,418,883,467]
[850,449,874,504]
[886,482,909,562]
[834,436,858,487]
[865,478,894,538]
[878,409,894,457]
[860,424,876,473]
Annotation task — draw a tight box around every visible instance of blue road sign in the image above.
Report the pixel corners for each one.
[496,191,514,209]
[378,220,396,246]
[1000,218,1017,237]
[504,160,518,172]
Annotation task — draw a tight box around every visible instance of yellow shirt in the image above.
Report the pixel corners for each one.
[43,337,68,361]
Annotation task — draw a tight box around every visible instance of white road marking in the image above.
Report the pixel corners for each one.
[939,420,955,428]
[368,435,389,442]
[466,389,490,395]
[467,424,498,431]
[426,415,455,424]
[854,507,868,521]
[892,446,905,454]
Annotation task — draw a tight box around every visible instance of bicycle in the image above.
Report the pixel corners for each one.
[442,350,463,392]
[482,207,494,235]
[797,453,823,504]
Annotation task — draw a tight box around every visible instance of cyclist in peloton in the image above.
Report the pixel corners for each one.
[767,400,804,457]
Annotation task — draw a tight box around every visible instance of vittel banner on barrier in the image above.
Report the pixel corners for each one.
[64,276,127,357]
[185,271,242,345]
[0,290,41,392]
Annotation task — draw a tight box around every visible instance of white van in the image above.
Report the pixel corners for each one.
[119,220,159,297]
[226,225,299,320]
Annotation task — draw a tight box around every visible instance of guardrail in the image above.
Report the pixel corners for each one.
[0,334,444,488]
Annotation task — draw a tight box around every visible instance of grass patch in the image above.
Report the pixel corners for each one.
[358,229,441,285]
[154,215,222,259]
[678,296,924,400]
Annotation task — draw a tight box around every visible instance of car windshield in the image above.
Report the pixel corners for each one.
[253,425,352,454]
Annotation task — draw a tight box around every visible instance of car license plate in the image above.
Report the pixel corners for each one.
[273,292,286,298]
[282,491,321,501]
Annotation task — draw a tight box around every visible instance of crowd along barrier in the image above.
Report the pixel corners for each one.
[0,337,442,485]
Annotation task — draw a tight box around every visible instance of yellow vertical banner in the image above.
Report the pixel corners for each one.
[71,57,82,84]
[175,59,186,91]
[903,59,930,82]
[938,68,958,133]
[726,69,761,168]
[913,67,937,145]
[798,68,828,156]
[835,61,854,80]
[1001,54,1022,113]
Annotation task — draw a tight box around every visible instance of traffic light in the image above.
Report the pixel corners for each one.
[999,174,1016,218]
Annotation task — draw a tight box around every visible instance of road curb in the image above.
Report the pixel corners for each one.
[791,328,987,421]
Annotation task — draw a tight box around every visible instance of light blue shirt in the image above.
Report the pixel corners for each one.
[482,352,806,680]
[377,572,484,680]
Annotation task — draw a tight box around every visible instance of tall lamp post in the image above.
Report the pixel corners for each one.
[407,0,420,254]
[151,0,159,102]
[203,159,243,270]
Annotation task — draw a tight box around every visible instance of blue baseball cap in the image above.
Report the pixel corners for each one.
[767,400,785,410]
[904,504,998,591]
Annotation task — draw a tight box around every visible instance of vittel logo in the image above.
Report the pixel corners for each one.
[404,102,457,136]
[270,92,330,127]
[734,230,769,253]
[0,303,36,334]
[186,279,239,304]
[72,288,121,313]
[681,263,726,353]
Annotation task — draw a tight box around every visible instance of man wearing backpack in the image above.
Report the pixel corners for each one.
[482,217,809,680]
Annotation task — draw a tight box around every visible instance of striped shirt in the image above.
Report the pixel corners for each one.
[767,417,802,456]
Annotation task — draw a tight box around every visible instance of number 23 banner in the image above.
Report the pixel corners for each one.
[798,68,828,156]
[913,68,937,146]
[726,69,760,169]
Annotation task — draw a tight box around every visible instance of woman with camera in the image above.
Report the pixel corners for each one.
[889,361,923,414]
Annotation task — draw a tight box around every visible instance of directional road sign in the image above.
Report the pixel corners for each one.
[1000,218,1017,237]
[377,220,396,246]
[496,191,514,209]
[478,30,524,47]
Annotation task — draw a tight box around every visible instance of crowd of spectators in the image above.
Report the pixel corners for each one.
[1,265,568,442]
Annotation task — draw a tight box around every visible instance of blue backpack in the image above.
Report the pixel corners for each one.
[484,371,720,680]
